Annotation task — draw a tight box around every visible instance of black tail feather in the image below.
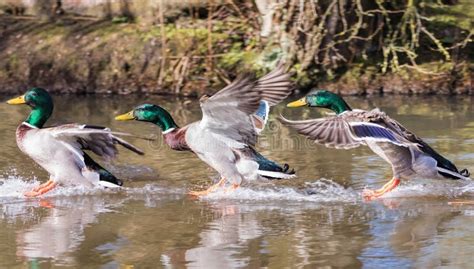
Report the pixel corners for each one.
[237,146,295,180]
[84,153,123,186]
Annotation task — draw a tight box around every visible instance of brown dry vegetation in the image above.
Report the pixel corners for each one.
[0,0,472,95]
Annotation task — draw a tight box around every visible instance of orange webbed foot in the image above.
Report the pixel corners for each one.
[363,178,400,201]
[24,180,57,198]
[188,178,226,197]
[188,189,215,197]
[31,179,54,192]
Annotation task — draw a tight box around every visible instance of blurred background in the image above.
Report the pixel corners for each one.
[0,0,472,96]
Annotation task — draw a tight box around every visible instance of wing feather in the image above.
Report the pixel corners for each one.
[45,124,144,159]
[199,66,293,147]
[279,115,364,149]
[349,122,407,146]
[279,110,416,149]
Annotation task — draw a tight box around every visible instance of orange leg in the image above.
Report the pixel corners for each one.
[188,178,226,197]
[24,180,57,197]
[363,178,400,201]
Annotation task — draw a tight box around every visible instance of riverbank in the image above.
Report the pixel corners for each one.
[0,14,472,96]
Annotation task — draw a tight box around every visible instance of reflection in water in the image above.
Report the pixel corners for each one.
[160,201,372,268]
[184,203,262,268]
[0,95,473,267]
[388,200,474,267]
[16,196,124,264]
[1,195,127,266]
[361,199,474,268]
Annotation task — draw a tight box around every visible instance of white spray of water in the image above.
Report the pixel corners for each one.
[0,175,115,199]
[1,172,473,202]
[366,178,474,199]
[202,179,358,203]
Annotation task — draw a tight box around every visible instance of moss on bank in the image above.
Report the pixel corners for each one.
[0,15,268,95]
[0,9,472,95]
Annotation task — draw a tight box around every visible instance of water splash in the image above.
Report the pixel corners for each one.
[2,172,472,204]
[0,174,118,199]
[0,173,183,202]
[371,178,474,199]
[124,183,185,195]
[0,175,41,199]
[202,178,358,203]
[459,181,474,195]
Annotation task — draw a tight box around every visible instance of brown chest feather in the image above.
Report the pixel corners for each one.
[16,124,33,142]
[164,128,190,151]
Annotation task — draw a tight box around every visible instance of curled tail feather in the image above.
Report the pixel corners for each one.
[437,167,471,181]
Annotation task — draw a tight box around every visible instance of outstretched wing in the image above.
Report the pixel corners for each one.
[279,116,364,149]
[279,111,412,149]
[46,124,144,159]
[200,67,292,147]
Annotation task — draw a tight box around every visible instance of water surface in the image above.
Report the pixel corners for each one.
[0,95,473,268]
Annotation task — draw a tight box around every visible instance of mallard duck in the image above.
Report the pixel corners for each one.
[115,67,296,196]
[7,88,145,197]
[279,90,470,200]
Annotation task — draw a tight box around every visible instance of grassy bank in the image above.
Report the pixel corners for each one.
[0,14,265,95]
[0,1,472,96]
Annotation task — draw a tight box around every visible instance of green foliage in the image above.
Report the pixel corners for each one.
[0,0,471,95]
[112,16,132,24]
[425,0,474,31]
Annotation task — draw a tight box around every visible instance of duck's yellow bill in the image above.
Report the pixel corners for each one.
[6,95,26,105]
[115,111,135,121]
[287,98,307,108]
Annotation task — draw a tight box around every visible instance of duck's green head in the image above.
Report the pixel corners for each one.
[115,104,178,133]
[7,88,54,128]
[287,90,351,114]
